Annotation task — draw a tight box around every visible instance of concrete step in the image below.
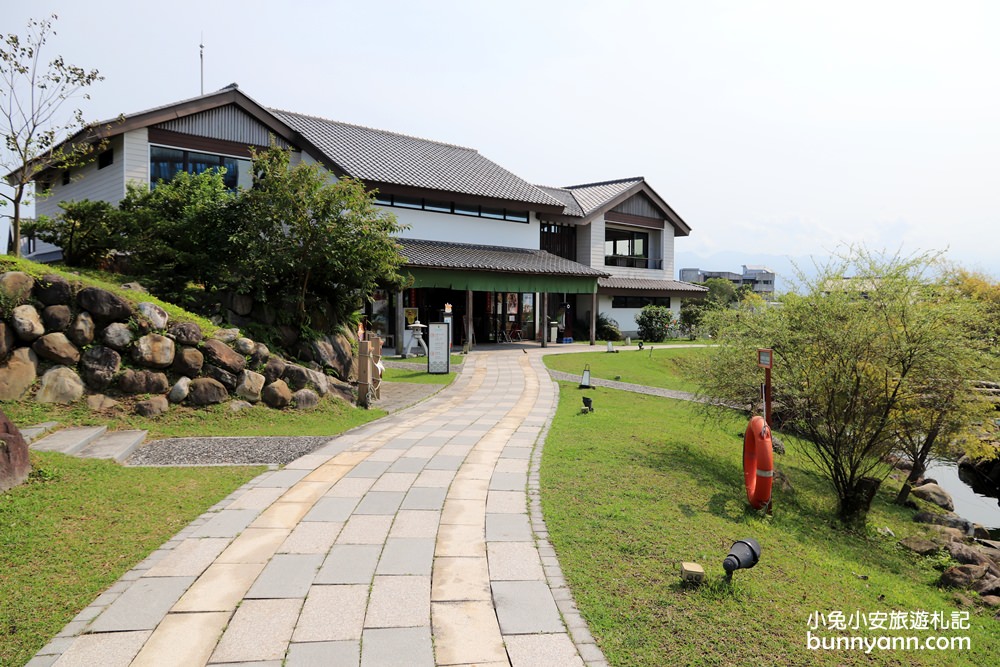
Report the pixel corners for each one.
[20,421,60,444]
[76,430,148,463]
[30,426,108,455]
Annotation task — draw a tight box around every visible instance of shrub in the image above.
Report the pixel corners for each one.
[596,312,622,341]
[635,305,675,342]
[22,199,122,268]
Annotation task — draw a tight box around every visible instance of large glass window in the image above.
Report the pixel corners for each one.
[611,296,671,308]
[149,145,252,190]
[605,228,648,258]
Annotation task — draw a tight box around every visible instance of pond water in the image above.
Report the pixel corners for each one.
[924,459,1000,534]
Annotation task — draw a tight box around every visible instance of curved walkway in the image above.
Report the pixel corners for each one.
[33,349,606,667]
[546,369,700,402]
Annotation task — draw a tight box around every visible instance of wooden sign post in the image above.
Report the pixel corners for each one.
[757,348,773,428]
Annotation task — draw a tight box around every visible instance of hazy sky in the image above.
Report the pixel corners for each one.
[4,0,998,286]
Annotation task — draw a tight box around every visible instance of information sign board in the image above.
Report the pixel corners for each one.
[428,322,451,374]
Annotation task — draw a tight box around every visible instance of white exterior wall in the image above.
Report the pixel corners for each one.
[35,135,127,219]
[600,295,681,337]
[386,206,540,249]
[123,128,149,191]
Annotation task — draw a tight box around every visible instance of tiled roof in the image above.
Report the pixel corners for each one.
[271,109,563,207]
[536,186,584,217]
[399,238,608,277]
[598,277,708,293]
[564,177,643,216]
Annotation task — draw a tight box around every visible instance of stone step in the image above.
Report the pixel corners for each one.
[19,421,60,444]
[30,426,108,456]
[76,430,148,463]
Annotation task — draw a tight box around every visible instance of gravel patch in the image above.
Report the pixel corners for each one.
[126,436,335,467]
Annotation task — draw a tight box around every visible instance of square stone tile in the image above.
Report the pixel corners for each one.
[247,553,323,599]
[280,481,333,504]
[292,584,368,642]
[251,502,313,529]
[425,455,464,471]
[454,462,494,480]
[376,538,434,575]
[413,469,455,488]
[190,509,259,538]
[387,457,429,473]
[89,577,195,632]
[487,542,545,581]
[431,557,491,601]
[447,479,489,500]
[361,626,433,667]
[485,513,532,541]
[389,510,440,538]
[345,461,392,478]
[431,600,506,665]
[286,640,360,667]
[440,499,486,525]
[401,487,447,511]
[336,514,394,544]
[326,477,376,497]
[435,523,486,557]
[371,472,418,492]
[144,538,229,577]
[402,445,440,458]
[505,633,585,666]
[354,491,405,515]
[302,496,359,522]
[48,631,151,667]
[226,487,285,510]
[130,611,229,667]
[491,581,564,634]
[500,446,533,459]
[210,598,303,663]
[216,528,288,564]
[489,471,526,491]
[255,468,311,488]
[365,576,430,628]
[173,562,265,612]
[486,490,525,514]
[279,521,342,554]
[303,464,354,483]
[316,544,382,584]
[495,458,529,474]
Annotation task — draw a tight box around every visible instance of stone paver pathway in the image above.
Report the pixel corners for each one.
[31,349,606,667]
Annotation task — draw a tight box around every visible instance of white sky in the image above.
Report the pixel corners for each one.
[4,0,999,285]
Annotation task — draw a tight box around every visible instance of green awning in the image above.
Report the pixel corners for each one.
[406,268,598,294]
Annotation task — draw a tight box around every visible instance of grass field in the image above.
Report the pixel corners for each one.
[0,453,264,666]
[543,346,708,393]
[540,383,1000,666]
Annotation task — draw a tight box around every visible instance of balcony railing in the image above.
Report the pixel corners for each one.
[604,255,662,270]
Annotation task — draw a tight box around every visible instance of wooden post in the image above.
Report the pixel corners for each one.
[540,292,548,348]
[395,290,405,357]
[358,340,371,408]
[590,291,597,346]
[764,365,772,429]
[466,289,474,350]
[368,333,383,400]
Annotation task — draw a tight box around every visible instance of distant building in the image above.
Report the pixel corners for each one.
[679,265,776,296]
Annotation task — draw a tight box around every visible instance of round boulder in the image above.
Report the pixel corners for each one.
[133,333,175,369]
[0,347,39,400]
[236,370,265,403]
[168,321,202,346]
[35,366,85,404]
[262,379,292,409]
[187,378,229,406]
[78,287,133,324]
[172,346,204,378]
[80,345,121,390]
[912,483,955,512]
[34,274,72,305]
[11,304,44,342]
[0,322,16,359]
[102,323,134,352]
[135,396,169,417]
[168,376,192,403]
[202,339,246,374]
[68,312,96,347]
[0,271,35,304]
[212,328,240,343]
[32,332,81,366]
[263,357,286,385]
[940,564,989,589]
[118,369,169,395]
[41,305,73,332]
[292,388,320,410]
[234,337,255,355]
[137,302,169,330]
[249,342,270,368]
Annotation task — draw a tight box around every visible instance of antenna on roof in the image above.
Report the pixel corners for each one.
[199,33,204,95]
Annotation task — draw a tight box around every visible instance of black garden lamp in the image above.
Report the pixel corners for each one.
[723,538,761,582]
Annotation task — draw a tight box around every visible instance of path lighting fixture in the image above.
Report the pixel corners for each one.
[581,396,594,413]
[580,364,592,389]
[723,538,761,582]
[638,341,644,350]
[606,340,614,352]
[680,562,705,584]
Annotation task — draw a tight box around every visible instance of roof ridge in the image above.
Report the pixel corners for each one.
[269,108,477,152]
[565,176,644,190]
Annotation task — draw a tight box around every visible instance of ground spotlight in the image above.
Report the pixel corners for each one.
[723,538,761,582]
[581,396,594,413]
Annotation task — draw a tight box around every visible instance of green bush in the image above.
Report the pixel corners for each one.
[596,312,622,341]
[635,304,675,342]
[22,199,123,268]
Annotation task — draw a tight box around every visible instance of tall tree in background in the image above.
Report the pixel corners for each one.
[2,15,104,256]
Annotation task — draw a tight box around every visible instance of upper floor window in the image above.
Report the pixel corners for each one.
[98,148,114,169]
[374,192,529,223]
[605,227,661,269]
[149,145,252,190]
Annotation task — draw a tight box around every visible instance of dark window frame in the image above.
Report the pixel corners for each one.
[98,148,114,170]
[375,194,530,223]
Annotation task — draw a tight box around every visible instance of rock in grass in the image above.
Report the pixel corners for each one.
[135,395,169,417]
[262,379,292,409]
[912,483,954,512]
[293,388,320,410]
[36,366,85,404]
[899,536,939,556]
[0,348,39,400]
[187,378,228,405]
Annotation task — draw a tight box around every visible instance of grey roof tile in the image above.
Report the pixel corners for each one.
[564,177,644,216]
[535,186,583,217]
[399,238,608,277]
[598,277,708,292]
[270,110,563,207]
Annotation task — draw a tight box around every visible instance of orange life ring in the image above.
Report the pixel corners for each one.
[743,415,774,509]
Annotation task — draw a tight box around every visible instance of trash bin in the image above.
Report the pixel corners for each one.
[549,322,559,343]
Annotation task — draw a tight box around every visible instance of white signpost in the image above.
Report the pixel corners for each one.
[428,322,451,374]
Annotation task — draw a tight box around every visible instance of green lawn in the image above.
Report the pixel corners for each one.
[543,346,708,392]
[0,453,264,666]
[381,367,456,384]
[541,383,1000,666]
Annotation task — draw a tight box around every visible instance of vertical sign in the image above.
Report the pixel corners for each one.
[428,322,451,374]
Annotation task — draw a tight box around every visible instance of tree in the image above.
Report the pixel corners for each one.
[232,145,406,328]
[699,248,993,525]
[21,199,120,267]
[2,15,105,256]
[635,304,675,342]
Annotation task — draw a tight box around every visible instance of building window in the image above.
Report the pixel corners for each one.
[605,228,648,258]
[149,145,252,190]
[98,149,114,169]
[374,194,530,223]
[611,296,670,308]
[62,170,70,186]
[540,223,576,261]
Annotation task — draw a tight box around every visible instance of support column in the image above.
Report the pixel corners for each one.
[590,291,597,345]
[465,289,474,350]
[395,290,405,357]
[540,292,548,348]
